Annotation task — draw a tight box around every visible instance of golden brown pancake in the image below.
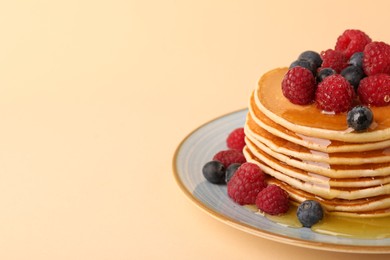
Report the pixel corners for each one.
[248,93,390,153]
[245,118,390,165]
[244,147,390,217]
[254,68,390,143]
[243,68,390,217]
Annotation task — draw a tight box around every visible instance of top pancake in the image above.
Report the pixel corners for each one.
[249,93,390,153]
[255,68,390,143]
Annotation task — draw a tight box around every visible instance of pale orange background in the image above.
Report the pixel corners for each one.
[0,1,389,259]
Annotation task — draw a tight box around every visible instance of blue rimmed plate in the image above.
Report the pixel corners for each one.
[173,109,390,254]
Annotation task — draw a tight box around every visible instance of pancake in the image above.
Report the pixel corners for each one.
[245,116,390,165]
[245,135,390,179]
[244,147,390,217]
[255,68,390,143]
[269,178,390,217]
[248,92,390,153]
[243,67,390,217]
[244,145,390,200]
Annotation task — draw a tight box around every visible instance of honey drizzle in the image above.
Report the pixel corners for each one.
[259,68,390,131]
[245,205,390,239]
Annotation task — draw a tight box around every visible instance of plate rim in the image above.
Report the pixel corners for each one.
[172,109,390,254]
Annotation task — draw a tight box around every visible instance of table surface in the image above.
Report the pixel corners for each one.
[1,1,390,259]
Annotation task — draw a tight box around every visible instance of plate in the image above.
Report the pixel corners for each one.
[172,109,390,254]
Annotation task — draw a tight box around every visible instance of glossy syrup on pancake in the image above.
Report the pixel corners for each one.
[242,64,390,237]
[255,68,390,142]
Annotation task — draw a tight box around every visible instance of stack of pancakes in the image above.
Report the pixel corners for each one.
[244,68,390,217]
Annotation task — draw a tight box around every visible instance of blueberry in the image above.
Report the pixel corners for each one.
[297,200,324,228]
[341,65,366,91]
[298,50,323,68]
[347,105,373,131]
[316,68,336,83]
[289,59,316,74]
[348,52,364,67]
[225,163,241,183]
[202,160,226,184]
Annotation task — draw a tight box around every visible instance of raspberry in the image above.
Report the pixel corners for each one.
[255,184,289,215]
[226,127,245,151]
[320,49,348,73]
[358,74,390,106]
[363,41,390,76]
[281,67,316,105]
[227,162,266,205]
[213,149,246,168]
[315,74,355,113]
[335,29,372,59]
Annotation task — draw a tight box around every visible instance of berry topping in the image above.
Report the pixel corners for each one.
[227,162,266,205]
[202,160,226,184]
[282,67,316,105]
[348,52,364,67]
[320,49,348,73]
[315,74,355,113]
[347,105,373,131]
[340,65,366,91]
[316,67,336,83]
[213,149,246,168]
[298,50,323,69]
[226,127,246,151]
[297,200,324,228]
[358,73,390,106]
[225,163,241,183]
[283,30,390,111]
[335,29,372,59]
[255,184,290,215]
[363,41,390,76]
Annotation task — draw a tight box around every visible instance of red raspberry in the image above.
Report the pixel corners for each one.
[315,74,355,113]
[255,184,289,215]
[281,67,316,105]
[358,74,390,106]
[335,29,372,59]
[227,162,266,205]
[320,49,348,73]
[226,127,245,151]
[363,41,390,76]
[213,149,246,168]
